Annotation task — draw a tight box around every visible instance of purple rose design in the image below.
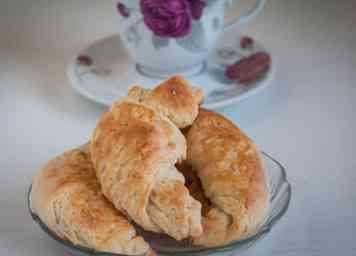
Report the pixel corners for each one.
[140,0,206,38]
[187,0,206,20]
[117,2,130,18]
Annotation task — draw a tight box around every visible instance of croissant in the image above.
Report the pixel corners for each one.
[185,109,270,247]
[30,144,155,255]
[128,75,203,128]
[90,94,202,241]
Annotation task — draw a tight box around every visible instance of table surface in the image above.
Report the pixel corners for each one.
[1,0,356,255]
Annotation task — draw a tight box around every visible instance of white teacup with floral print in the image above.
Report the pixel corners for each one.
[116,0,265,78]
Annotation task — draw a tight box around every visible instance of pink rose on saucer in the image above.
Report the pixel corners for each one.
[140,0,205,38]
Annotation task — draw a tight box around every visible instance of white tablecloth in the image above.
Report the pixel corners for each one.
[1,0,356,255]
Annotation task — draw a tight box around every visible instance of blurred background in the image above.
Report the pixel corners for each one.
[1,0,356,256]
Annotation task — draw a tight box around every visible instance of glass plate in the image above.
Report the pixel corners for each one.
[28,152,291,256]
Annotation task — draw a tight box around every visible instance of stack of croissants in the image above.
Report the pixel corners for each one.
[30,76,270,255]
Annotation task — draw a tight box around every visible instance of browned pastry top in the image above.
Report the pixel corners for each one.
[128,75,203,128]
[186,108,269,247]
[31,144,154,255]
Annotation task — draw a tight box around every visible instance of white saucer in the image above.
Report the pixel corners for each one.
[67,34,275,109]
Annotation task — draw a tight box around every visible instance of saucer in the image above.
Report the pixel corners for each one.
[67,33,275,109]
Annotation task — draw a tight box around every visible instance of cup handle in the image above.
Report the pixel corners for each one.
[223,0,266,32]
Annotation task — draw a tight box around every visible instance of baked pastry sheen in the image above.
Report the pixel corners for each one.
[91,98,202,241]
[30,144,155,255]
[31,76,269,251]
[128,75,203,128]
[186,109,270,247]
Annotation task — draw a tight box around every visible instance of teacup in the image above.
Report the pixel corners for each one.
[116,0,265,78]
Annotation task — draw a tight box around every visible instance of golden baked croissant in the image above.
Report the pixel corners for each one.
[128,75,203,128]
[185,109,270,247]
[30,144,155,255]
[90,96,202,241]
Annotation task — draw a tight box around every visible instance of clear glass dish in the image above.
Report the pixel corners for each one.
[28,152,291,256]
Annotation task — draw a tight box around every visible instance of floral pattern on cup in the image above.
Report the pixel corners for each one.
[117,2,130,18]
[116,1,221,54]
[212,16,221,31]
[140,0,206,38]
